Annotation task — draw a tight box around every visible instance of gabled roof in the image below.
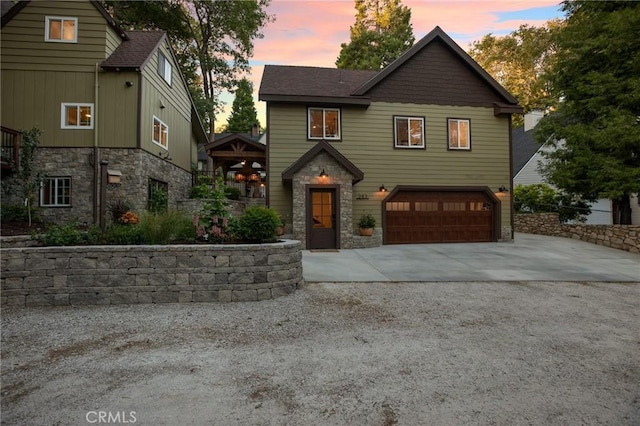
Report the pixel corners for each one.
[282,140,364,184]
[512,126,543,176]
[203,133,266,153]
[259,66,376,105]
[101,31,165,71]
[1,0,128,40]
[351,26,517,106]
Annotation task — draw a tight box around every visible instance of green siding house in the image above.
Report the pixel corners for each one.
[259,27,522,249]
[1,0,207,225]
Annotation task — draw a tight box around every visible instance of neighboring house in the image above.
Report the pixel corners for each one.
[259,26,522,249]
[512,112,640,225]
[1,0,207,225]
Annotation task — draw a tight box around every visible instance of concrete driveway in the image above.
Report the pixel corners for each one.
[303,233,639,282]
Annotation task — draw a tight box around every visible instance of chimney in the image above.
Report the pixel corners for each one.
[524,110,544,132]
[251,123,259,138]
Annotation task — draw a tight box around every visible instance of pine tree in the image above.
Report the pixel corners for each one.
[336,0,414,70]
[225,78,260,133]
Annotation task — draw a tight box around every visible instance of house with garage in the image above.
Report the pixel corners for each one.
[512,111,640,225]
[1,0,207,225]
[259,26,522,249]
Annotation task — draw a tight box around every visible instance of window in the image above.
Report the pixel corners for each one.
[448,118,471,150]
[157,52,172,85]
[45,16,77,42]
[61,103,93,129]
[148,179,168,213]
[153,116,168,148]
[386,202,410,211]
[41,177,71,207]
[394,116,425,148]
[308,108,340,140]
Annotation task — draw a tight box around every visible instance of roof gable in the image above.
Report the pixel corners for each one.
[282,140,364,184]
[512,126,543,176]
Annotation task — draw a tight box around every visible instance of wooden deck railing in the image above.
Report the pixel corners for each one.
[1,126,20,171]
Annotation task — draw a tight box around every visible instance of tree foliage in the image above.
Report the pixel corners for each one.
[225,78,260,133]
[18,127,44,226]
[468,22,563,127]
[336,0,414,70]
[534,1,640,224]
[103,0,272,133]
[513,183,590,223]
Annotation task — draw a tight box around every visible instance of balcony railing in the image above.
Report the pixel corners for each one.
[192,170,265,198]
[1,126,21,171]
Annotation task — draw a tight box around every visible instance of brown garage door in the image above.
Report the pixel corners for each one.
[384,190,496,244]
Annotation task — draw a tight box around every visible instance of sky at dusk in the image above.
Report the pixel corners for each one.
[216,0,566,129]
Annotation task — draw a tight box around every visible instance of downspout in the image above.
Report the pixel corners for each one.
[93,62,100,225]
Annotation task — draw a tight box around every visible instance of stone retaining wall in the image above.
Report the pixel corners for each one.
[514,213,640,253]
[1,240,303,307]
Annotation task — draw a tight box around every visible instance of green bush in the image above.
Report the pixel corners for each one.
[358,212,376,229]
[227,206,281,243]
[39,222,86,246]
[190,183,213,199]
[1,204,33,222]
[101,224,144,245]
[149,187,168,214]
[109,200,133,224]
[514,183,591,223]
[224,186,241,200]
[138,210,194,244]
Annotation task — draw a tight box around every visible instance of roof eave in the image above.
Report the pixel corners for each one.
[259,94,371,106]
[494,102,524,116]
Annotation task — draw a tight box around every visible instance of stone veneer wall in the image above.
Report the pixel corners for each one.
[292,152,355,249]
[514,213,640,253]
[2,148,192,225]
[1,240,303,307]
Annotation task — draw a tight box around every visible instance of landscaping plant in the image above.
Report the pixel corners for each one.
[227,206,281,243]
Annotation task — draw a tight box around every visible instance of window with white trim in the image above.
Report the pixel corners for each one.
[448,118,471,150]
[153,116,168,148]
[40,177,71,207]
[61,103,93,129]
[157,52,172,85]
[308,108,340,140]
[45,16,77,43]
[394,116,425,148]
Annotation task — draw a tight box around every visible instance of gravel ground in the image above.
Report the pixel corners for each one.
[1,281,639,426]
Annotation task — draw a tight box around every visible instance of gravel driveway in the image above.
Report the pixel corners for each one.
[2,280,639,425]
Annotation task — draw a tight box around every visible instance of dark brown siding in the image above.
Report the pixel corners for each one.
[367,39,505,107]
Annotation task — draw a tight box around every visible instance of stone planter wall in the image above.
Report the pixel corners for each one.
[514,213,640,253]
[1,240,303,307]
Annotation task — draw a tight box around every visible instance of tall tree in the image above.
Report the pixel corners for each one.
[534,1,640,224]
[469,22,563,127]
[225,78,260,133]
[336,0,414,70]
[103,0,272,134]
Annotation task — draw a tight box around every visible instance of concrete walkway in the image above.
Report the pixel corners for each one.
[302,233,639,282]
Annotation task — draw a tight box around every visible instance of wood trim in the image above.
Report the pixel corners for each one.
[259,94,371,106]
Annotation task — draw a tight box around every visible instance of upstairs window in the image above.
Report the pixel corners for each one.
[308,108,340,140]
[448,118,471,150]
[45,17,77,43]
[153,116,168,148]
[394,116,425,148]
[157,52,172,85]
[40,177,71,207]
[61,103,93,129]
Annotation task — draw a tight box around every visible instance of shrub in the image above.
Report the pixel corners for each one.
[227,206,281,243]
[193,177,230,242]
[190,183,212,199]
[120,211,140,225]
[224,186,241,200]
[138,210,194,244]
[1,204,40,222]
[39,222,86,246]
[514,183,591,223]
[149,186,168,214]
[358,212,376,229]
[109,200,132,224]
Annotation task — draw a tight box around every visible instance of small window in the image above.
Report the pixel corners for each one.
[386,202,410,211]
[153,116,168,148]
[415,201,439,212]
[157,52,172,85]
[443,202,466,211]
[394,116,425,148]
[448,118,471,150]
[45,16,77,43]
[41,177,71,207]
[61,103,93,129]
[308,108,340,140]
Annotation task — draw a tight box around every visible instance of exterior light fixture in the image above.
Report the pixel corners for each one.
[498,185,509,193]
[379,184,387,192]
[319,169,328,178]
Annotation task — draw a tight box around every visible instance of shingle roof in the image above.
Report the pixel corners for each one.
[101,31,165,70]
[512,126,543,176]
[259,66,377,104]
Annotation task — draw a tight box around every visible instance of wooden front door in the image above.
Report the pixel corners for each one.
[308,188,337,249]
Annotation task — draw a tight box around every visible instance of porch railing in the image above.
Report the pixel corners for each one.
[1,126,21,171]
[191,170,265,198]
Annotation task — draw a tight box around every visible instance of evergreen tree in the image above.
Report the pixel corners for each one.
[225,78,260,133]
[336,0,414,70]
[534,1,640,224]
